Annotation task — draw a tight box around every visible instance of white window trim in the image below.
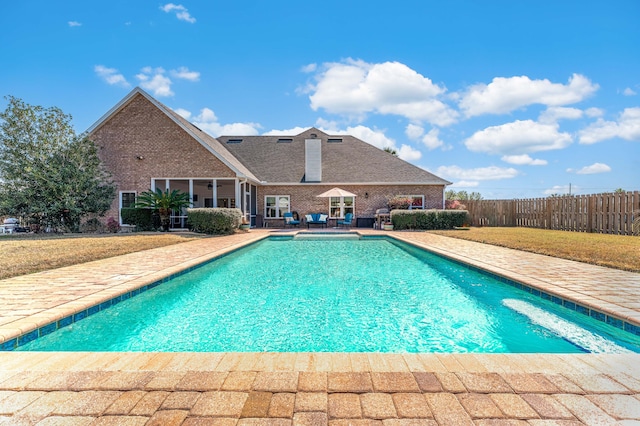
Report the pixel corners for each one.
[264,195,290,219]
[329,196,355,219]
[119,191,137,225]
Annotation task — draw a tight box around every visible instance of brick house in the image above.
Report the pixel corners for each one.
[88,87,451,228]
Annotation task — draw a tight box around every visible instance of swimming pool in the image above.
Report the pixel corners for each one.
[16,236,640,353]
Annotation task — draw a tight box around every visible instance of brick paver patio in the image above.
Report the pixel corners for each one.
[1,229,639,425]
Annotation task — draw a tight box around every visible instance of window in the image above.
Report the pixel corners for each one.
[119,192,136,225]
[329,196,354,218]
[265,195,290,218]
[400,195,424,210]
[327,138,343,143]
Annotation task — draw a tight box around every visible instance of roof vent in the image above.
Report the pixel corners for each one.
[227,139,243,144]
[277,138,293,143]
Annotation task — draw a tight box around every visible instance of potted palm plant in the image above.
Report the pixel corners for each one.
[135,188,191,231]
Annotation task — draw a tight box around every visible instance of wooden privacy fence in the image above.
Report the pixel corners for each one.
[465,191,640,235]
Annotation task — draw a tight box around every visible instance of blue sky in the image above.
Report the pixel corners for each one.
[2,0,639,198]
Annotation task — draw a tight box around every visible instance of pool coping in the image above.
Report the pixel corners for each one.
[1,229,639,351]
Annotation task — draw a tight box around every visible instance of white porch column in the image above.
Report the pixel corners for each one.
[212,179,217,207]
[235,179,241,211]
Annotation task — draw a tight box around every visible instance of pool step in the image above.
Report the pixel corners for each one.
[293,232,360,240]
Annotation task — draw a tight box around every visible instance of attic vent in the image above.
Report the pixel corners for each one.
[310,133,317,138]
[327,138,343,143]
[227,139,243,144]
[277,138,293,143]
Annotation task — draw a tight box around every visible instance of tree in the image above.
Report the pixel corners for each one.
[0,96,116,232]
[134,188,191,231]
[445,190,483,201]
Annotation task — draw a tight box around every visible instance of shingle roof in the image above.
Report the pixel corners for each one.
[159,101,259,182]
[219,128,451,185]
[88,88,450,186]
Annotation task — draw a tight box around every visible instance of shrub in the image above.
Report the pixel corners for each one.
[187,208,242,235]
[391,209,468,230]
[121,208,158,231]
[80,217,105,233]
[445,199,467,210]
[106,217,120,233]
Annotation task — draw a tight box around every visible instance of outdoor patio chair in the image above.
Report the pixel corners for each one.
[283,211,300,228]
[337,213,353,229]
[305,213,328,228]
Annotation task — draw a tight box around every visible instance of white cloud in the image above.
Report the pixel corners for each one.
[501,154,547,166]
[623,87,637,96]
[177,107,261,136]
[406,124,447,150]
[160,3,196,23]
[137,68,173,97]
[301,63,317,73]
[538,106,583,124]
[135,66,199,97]
[544,184,580,196]
[579,107,640,144]
[68,21,82,27]
[174,108,192,120]
[449,180,480,188]
[263,127,311,136]
[170,66,200,81]
[94,65,130,87]
[397,144,422,161]
[307,59,458,126]
[420,128,444,150]
[465,120,572,155]
[459,73,598,117]
[342,125,397,150]
[405,124,424,141]
[570,162,612,174]
[436,165,519,181]
[585,107,604,118]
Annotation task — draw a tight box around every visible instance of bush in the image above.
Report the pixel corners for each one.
[80,217,106,233]
[391,209,468,230]
[106,217,120,233]
[121,208,158,231]
[187,208,242,235]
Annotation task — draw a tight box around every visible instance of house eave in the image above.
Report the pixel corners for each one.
[258,181,451,186]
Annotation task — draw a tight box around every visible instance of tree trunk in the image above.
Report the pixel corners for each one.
[159,208,170,231]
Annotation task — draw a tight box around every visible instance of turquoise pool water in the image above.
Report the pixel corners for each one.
[17,236,640,353]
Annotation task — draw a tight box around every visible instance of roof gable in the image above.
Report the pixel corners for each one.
[86,87,258,182]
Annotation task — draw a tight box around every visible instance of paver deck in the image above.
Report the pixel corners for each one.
[1,229,639,425]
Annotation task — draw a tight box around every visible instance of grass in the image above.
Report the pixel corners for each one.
[1,228,638,280]
[0,233,204,280]
[429,227,640,273]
